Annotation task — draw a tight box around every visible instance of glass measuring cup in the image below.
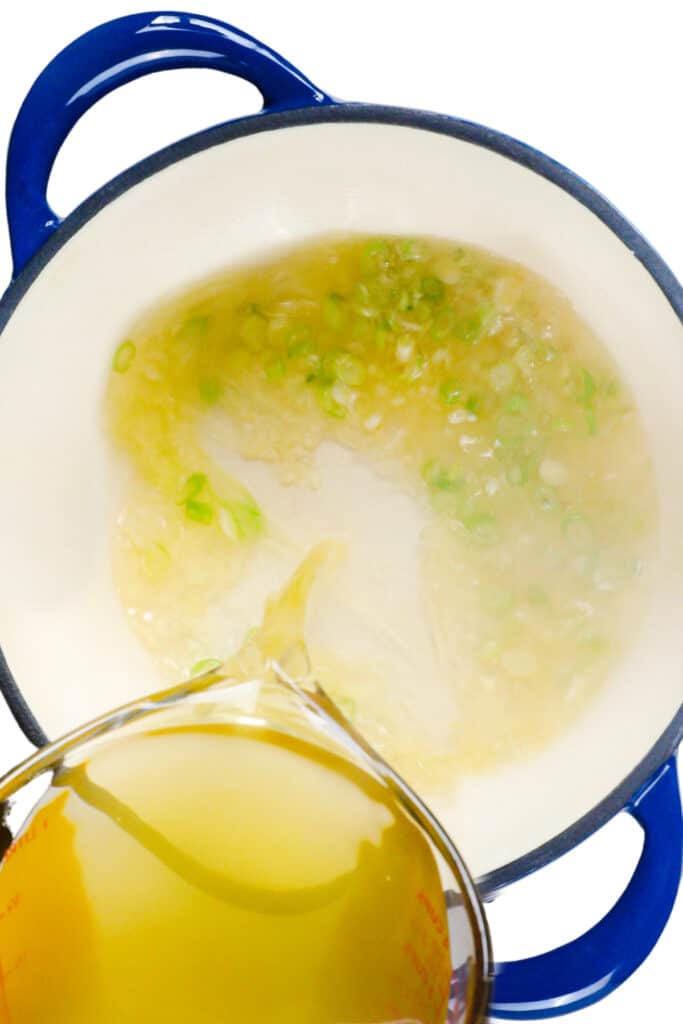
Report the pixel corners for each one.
[0,659,492,1024]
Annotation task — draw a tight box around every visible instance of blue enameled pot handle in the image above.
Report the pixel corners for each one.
[491,757,682,1019]
[6,14,682,1020]
[5,11,331,276]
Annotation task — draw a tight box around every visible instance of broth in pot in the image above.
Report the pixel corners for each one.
[106,234,657,795]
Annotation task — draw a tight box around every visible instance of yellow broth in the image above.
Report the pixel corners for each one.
[106,235,657,786]
[0,723,451,1023]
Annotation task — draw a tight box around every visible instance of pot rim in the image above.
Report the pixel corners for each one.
[0,101,681,896]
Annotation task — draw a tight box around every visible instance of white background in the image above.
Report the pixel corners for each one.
[0,2,680,1021]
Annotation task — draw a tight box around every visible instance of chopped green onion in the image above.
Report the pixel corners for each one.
[240,310,267,348]
[185,499,214,525]
[199,377,223,404]
[479,639,501,664]
[142,542,170,577]
[319,350,341,386]
[332,381,353,408]
[403,353,425,383]
[586,409,598,435]
[319,387,347,419]
[462,512,500,544]
[535,485,558,513]
[351,322,373,351]
[578,368,597,405]
[412,299,432,324]
[360,239,390,275]
[112,340,136,373]
[266,359,286,381]
[399,239,423,262]
[323,293,347,330]
[228,495,265,538]
[176,315,210,346]
[506,462,529,486]
[421,275,445,302]
[397,289,413,312]
[465,394,480,415]
[457,306,492,344]
[288,339,315,359]
[439,378,463,406]
[496,414,529,447]
[181,472,208,503]
[552,416,571,433]
[190,658,223,678]
[333,351,366,386]
[431,309,457,340]
[300,354,321,380]
[505,393,527,414]
[375,324,390,349]
[422,459,463,492]
[352,281,372,309]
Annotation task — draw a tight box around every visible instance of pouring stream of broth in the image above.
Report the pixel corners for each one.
[55,543,426,908]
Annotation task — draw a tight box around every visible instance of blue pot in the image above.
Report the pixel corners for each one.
[0,12,681,1020]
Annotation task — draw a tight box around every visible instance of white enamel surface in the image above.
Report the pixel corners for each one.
[0,120,681,877]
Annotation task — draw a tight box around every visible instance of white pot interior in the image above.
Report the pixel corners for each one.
[0,120,680,878]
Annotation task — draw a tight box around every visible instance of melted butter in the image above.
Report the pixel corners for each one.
[106,234,657,790]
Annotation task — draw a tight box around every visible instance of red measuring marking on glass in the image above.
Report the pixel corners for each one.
[0,953,14,1023]
[0,803,59,1024]
[0,950,27,1024]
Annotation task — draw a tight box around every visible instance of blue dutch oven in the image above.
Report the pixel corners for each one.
[0,12,681,1020]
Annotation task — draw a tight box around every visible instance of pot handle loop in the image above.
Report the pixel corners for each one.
[5,11,331,276]
[490,757,682,1019]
